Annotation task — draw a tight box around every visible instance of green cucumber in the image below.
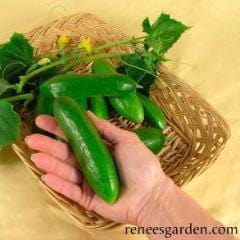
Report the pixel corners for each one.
[40,74,136,99]
[109,93,144,123]
[35,94,54,116]
[35,94,87,117]
[91,60,144,123]
[133,127,165,154]
[89,96,108,119]
[137,93,166,130]
[76,98,88,111]
[53,96,120,203]
[89,60,114,119]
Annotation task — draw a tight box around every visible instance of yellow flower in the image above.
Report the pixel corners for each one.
[79,37,92,52]
[58,35,71,48]
[37,57,51,66]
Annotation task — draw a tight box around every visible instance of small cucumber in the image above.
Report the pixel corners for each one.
[109,93,144,123]
[89,96,108,119]
[40,74,136,99]
[53,96,120,203]
[133,127,165,154]
[137,93,166,130]
[76,98,88,111]
[92,60,144,123]
[35,94,54,116]
[35,94,87,117]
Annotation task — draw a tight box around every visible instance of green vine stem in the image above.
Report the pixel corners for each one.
[90,36,146,53]
[62,52,131,73]
[14,36,146,94]
[0,93,34,103]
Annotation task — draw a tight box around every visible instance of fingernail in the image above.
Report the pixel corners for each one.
[24,136,29,144]
[41,175,46,182]
[31,153,37,162]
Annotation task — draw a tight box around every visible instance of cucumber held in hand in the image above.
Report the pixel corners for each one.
[40,74,136,99]
[137,93,167,130]
[133,127,165,154]
[53,96,120,203]
[92,60,144,123]
[35,93,87,117]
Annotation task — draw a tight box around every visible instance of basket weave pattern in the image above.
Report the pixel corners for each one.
[11,13,230,230]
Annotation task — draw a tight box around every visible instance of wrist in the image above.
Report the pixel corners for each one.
[135,176,175,227]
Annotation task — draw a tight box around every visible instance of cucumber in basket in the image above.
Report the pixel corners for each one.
[40,73,136,99]
[91,59,144,123]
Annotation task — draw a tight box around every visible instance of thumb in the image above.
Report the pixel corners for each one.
[86,111,127,145]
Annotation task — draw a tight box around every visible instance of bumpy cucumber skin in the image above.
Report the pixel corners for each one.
[92,60,144,123]
[90,96,108,119]
[137,93,167,130]
[53,96,120,203]
[133,127,165,154]
[40,74,136,99]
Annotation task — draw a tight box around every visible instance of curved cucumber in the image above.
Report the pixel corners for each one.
[92,59,144,123]
[53,96,120,203]
[90,96,108,119]
[137,93,166,130]
[40,74,136,99]
[133,127,165,154]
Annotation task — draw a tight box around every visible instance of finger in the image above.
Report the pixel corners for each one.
[31,153,82,184]
[42,174,94,209]
[86,111,130,145]
[35,115,66,140]
[25,134,76,167]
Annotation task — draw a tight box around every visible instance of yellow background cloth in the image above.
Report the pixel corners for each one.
[0,0,240,239]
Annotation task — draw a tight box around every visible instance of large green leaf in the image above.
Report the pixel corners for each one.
[0,33,34,80]
[0,101,20,150]
[142,13,189,54]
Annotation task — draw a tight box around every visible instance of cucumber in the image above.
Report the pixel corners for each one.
[91,59,144,123]
[35,94,87,117]
[89,96,108,119]
[133,127,165,154]
[35,94,54,116]
[76,98,88,111]
[89,60,114,119]
[109,93,144,123]
[137,93,166,130]
[53,96,120,203]
[40,74,136,99]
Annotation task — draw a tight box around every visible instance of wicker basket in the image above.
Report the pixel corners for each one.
[11,13,230,230]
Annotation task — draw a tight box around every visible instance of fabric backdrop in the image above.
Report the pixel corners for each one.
[0,0,240,239]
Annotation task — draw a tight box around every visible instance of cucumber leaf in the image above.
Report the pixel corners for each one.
[0,33,35,81]
[0,101,20,150]
[142,13,189,54]
[122,13,189,96]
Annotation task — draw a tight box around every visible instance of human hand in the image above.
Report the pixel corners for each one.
[25,111,171,226]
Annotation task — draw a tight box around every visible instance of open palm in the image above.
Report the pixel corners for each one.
[25,111,167,225]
